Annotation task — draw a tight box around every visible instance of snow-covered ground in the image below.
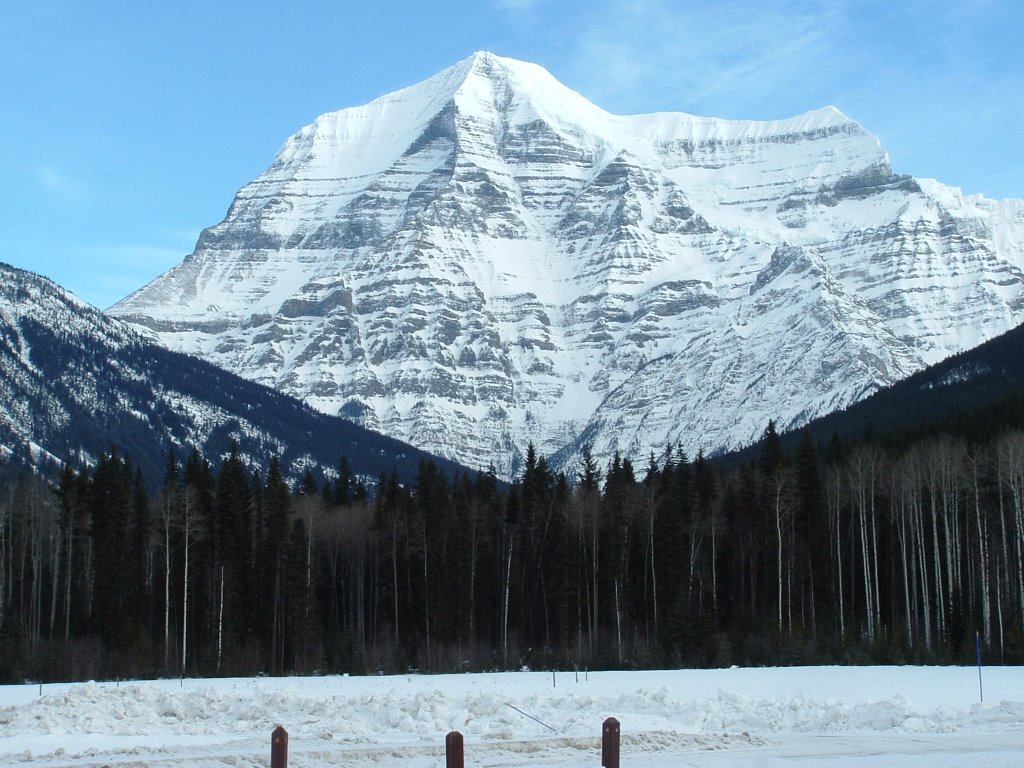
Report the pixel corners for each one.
[2,666,1023,767]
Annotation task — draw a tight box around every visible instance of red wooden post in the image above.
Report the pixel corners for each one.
[446,730,464,768]
[601,717,620,768]
[271,725,288,768]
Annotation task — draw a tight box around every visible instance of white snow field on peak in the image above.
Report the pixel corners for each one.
[4,666,1024,767]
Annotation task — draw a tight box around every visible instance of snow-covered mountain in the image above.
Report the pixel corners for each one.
[0,262,465,483]
[110,52,1024,477]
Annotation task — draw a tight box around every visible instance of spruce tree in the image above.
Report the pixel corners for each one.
[87,450,133,656]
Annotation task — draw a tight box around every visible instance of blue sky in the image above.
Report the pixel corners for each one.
[3,0,1022,309]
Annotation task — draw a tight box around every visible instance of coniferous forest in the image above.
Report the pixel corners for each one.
[3,414,1024,684]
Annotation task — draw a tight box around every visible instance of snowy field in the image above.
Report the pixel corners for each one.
[2,666,1023,767]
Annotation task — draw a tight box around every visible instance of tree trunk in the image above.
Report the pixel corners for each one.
[971,455,991,645]
[217,565,225,673]
[502,536,514,669]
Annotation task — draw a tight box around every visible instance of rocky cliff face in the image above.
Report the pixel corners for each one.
[109,52,1024,477]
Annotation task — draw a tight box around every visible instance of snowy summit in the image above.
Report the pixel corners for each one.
[110,52,1024,477]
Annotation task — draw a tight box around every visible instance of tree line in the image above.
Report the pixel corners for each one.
[2,422,1024,683]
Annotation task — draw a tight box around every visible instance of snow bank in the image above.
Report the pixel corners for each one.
[2,667,1023,767]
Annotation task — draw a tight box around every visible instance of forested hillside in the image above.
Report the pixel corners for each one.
[0,262,468,486]
[726,319,1024,463]
[3,404,1024,681]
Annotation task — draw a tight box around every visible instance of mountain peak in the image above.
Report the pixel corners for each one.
[455,50,557,84]
[108,55,1024,479]
[427,51,605,127]
[463,49,514,74]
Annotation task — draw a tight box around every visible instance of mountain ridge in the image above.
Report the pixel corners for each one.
[0,262,471,485]
[714,314,1024,471]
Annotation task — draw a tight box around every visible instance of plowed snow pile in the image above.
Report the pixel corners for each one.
[2,667,1023,766]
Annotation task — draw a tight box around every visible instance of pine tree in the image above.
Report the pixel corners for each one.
[264,456,292,674]
[87,450,133,654]
[212,443,253,671]
[127,467,153,672]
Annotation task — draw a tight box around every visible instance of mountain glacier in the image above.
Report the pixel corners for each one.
[109,52,1024,477]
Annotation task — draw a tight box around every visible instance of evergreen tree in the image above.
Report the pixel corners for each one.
[298,467,318,497]
[213,442,254,671]
[127,467,153,671]
[87,450,133,652]
[264,456,292,674]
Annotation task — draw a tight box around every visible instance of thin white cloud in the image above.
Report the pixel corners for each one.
[564,0,851,117]
[550,0,1023,196]
[36,165,88,203]
[565,0,909,118]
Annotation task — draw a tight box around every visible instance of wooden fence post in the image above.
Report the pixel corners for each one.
[446,730,464,768]
[601,717,620,768]
[271,725,288,768]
